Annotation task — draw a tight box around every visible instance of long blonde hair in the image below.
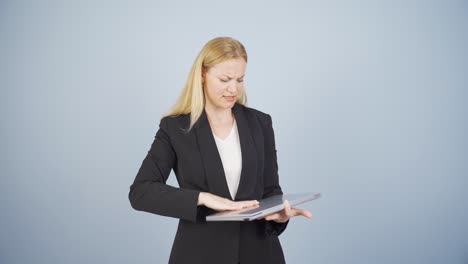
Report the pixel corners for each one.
[165,37,248,130]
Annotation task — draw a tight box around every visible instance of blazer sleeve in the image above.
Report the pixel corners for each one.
[128,117,201,222]
[261,114,289,236]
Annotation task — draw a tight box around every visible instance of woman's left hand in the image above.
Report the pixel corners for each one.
[263,200,313,223]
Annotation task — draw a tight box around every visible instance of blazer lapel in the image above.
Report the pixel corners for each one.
[194,104,258,200]
[232,104,258,201]
[195,110,232,199]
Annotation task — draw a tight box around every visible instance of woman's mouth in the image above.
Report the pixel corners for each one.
[224,96,236,101]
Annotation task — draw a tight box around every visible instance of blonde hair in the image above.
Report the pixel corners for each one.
[165,37,248,131]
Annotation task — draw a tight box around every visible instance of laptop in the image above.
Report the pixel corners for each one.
[206,192,321,221]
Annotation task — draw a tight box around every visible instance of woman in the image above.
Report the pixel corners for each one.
[129,37,312,264]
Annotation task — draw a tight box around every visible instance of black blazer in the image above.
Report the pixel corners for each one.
[129,103,289,264]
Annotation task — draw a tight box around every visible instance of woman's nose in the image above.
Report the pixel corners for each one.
[227,82,238,93]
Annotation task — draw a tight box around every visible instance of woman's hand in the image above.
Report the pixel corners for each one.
[198,192,259,211]
[263,200,312,223]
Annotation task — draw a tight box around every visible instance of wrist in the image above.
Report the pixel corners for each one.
[197,192,206,206]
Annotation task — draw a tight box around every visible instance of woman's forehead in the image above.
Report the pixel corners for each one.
[209,58,246,76]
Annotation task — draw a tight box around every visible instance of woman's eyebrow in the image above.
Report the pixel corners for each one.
[219,74,246,79]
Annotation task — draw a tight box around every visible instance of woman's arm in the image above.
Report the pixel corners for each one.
[129,117,201,222]
[129,117,257,222]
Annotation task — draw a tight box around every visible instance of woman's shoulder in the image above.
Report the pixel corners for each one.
[159,113,190,131]
[237,104,272,125]
[161,112,190,122]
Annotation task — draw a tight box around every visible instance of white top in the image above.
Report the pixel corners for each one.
[213,120,242,200]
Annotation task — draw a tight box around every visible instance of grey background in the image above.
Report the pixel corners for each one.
[1,1,467,263]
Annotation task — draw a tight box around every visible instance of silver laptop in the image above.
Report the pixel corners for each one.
[206,192,321,221]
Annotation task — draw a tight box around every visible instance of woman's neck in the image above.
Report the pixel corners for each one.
[205,105,234,126]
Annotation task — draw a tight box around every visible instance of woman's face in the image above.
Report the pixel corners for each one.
[202,58,246,111]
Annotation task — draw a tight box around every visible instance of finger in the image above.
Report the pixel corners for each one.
[228,200,258,210]
[265,213,280,221]
[292,209,313,218]
[227,200,247,210]
[243,200,259,207]
[302,210,313,218]
[238,202,253,209]
[235,200,257,207]
[236,201,258,210]
[268,214,288,223]
[283,200,293,217]
[242,204,260,211]
[225,203,242,210]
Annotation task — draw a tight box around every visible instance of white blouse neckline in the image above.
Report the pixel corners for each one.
[213,120,237,143]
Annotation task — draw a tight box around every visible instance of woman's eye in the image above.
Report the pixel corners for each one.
[237,79,244,83]
[220,79,229,83]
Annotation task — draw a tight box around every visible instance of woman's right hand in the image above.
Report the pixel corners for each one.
[197,192,259,211]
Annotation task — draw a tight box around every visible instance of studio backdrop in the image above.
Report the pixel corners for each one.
[1,1,467,263]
